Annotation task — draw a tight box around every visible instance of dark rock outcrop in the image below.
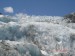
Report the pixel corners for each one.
[0,13,3,15]
[64,12,75,23]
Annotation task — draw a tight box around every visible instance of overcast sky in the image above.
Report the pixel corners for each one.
[0,0,75,16]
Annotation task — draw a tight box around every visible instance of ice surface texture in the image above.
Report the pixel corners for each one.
[0,13,75,56]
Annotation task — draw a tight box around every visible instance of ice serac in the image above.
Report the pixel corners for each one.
[0,40,42,56]
[0,13,75,56]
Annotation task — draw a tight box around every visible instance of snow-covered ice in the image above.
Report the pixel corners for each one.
[0,13,75,56]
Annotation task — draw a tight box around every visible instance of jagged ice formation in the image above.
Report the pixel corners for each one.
[0,13,75,56]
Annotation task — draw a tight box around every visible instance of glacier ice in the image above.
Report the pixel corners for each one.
[0,14,75,56]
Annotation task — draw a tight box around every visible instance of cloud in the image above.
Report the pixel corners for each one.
[3,7,14,13]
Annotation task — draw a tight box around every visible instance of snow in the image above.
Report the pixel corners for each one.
[41,50,48,55]
[0,13,74,56]
[0,15,4,17]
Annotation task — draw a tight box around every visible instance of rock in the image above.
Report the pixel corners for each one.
[64,12,75,23]
[0,13,4,17]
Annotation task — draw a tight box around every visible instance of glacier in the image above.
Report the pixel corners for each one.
[0,13,75,56]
